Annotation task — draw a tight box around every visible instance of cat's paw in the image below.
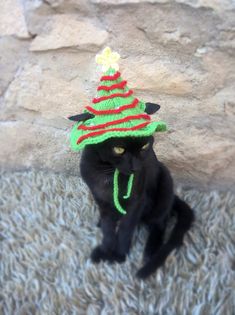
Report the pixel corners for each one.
[91,246,107,263]
[136,266,152,279]
[112,252,126,263]
[90,246,126,264]
[137,254,164,279]
[143,248,159,264]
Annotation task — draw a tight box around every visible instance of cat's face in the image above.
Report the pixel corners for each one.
[95,136,154,175]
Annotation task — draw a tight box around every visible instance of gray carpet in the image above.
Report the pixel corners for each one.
[0,171,234,315]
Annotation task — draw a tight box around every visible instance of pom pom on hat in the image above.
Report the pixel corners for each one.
[95,47,120,72]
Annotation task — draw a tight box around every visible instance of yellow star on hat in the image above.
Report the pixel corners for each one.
[95,47,120,72]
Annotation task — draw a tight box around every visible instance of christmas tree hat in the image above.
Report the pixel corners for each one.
[69,47,166,151]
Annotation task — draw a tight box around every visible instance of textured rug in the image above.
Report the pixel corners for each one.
[0,171,234,315]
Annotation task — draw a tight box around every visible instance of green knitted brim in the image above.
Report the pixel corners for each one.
[70,120,167,151]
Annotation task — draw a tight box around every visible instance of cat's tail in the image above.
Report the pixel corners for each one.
[137,195,195,279]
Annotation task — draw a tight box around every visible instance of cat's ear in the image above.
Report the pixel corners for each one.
[68,112,94,122]
[145,103,161,115]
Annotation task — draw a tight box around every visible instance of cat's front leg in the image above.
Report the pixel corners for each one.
[91,215,118,263]
[115,205,142,260]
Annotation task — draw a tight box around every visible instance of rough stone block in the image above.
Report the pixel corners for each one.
[30,15,109,51]
[0,0,30,38]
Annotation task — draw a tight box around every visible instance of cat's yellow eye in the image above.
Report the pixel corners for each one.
[142,143,150,150]
[113,147,125,155]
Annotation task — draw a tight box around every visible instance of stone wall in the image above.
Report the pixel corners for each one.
[0,0,234,190]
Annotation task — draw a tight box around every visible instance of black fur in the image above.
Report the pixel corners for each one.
[68,112,94,122]
[80,136,194,279]
[145,103,161,114]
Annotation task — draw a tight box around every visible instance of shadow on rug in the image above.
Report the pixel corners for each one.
[0,171,234,315]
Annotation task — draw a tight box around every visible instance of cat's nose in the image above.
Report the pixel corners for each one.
[131,158,141,172]
[131,166,141,172]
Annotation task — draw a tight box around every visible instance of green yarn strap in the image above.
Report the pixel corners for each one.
[113,169,134,215]
[123,174,134,199]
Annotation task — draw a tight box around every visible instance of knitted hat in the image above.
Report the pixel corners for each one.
[69,47,166,151]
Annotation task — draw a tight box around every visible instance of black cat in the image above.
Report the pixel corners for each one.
[78,135,194,279]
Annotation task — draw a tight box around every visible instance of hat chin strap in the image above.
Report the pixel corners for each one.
[113,169,134,215]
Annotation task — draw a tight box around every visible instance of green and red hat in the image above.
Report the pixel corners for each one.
[69,47,166,151]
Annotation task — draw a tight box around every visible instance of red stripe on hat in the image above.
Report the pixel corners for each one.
[86,98,139,115]
[93,90,133,104]
[100,72,121,81]
[77,122,150,144]
[97,81,127,91]
[78,114,150,131]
